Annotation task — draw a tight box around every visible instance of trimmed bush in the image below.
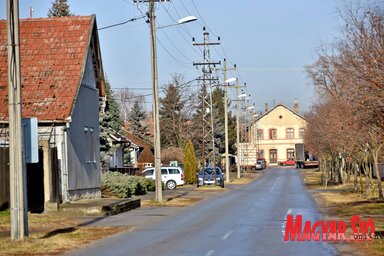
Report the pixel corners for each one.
[183,140,198,184]
[101,171,156,198]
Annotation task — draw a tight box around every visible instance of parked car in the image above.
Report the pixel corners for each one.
[142,166,184,190]
[197,167,225,188]
[279,159,296,166]
[257,158,267,169]
[255,160,264,170]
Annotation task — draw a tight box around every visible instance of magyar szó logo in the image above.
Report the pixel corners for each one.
[284,215,382,242]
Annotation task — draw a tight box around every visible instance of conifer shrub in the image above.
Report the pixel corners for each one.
[183,140,198,184]
[101,172,156,198]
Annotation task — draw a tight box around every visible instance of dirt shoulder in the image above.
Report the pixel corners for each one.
[0,172,262,255]
[302,169,384,256]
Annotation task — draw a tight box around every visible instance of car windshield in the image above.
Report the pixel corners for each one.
[199,167,222,175]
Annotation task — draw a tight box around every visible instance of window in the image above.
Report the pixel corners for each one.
[287,148,295,159]
[89,127,94,162]
[168,168,180,174]
[269,128,277,139]
[145,169,154,176]
[161,169,168,175]
[257,129,264,140]
[84,126,95,163]
[286,128,294,139]
[299,128,305,139]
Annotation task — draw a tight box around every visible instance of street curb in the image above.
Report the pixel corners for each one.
[58,198,141,216]
[102,199,141,216]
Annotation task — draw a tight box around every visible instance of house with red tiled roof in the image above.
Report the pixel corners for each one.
[124,130,154,169]
[0,15,105,210]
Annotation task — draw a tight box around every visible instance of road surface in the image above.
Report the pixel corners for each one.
[68,167,337,256]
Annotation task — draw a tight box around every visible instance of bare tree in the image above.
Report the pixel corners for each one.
[305,3,384,199]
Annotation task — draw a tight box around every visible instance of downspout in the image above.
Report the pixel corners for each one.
[61,122,70,202]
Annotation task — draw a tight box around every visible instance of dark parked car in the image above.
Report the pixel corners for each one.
[197,167,225,188]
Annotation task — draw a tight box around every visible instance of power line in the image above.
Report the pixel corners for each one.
[98,15,146,30]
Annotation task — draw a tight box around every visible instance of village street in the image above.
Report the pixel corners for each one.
[67,167,337,256]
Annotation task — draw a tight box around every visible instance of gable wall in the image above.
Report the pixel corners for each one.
[65,47,101,199]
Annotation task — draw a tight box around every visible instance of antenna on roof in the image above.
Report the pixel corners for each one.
[29,6,34,19]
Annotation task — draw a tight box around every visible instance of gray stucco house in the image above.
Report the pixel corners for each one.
[0,15,105,210]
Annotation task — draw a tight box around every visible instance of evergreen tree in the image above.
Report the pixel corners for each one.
[191,84,208,164]
[48,0,73,17]
[211,88,238,155]
[159,75,187,148]
[183,140,198,184]
[99,79,123,167]
[212,88,225,155]
[128,101,149,141]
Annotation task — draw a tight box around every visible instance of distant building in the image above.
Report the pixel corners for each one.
[239,102,306,166]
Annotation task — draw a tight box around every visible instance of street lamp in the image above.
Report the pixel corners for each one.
[223,77,236,182]
[157,16,197,29]
[148,1,196,202]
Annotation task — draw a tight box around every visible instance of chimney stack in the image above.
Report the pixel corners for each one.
[264,103,269,113]
[294,99,299,113]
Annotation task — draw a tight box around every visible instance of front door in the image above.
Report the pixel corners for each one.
[269,149,277,164]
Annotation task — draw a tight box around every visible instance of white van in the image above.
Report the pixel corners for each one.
[142,166,185,190]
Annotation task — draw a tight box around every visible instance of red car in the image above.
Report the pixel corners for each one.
[280,159,296,166]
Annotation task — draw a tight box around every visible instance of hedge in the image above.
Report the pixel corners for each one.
[101,171,156,198]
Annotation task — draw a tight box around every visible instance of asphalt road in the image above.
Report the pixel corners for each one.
[68,167,338,256]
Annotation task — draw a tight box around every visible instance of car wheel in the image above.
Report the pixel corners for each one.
[221,182,224,188]
[166,180,177,190]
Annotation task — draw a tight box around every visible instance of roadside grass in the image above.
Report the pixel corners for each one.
[229,172,262,184]
[0,211,131,255]
[141,197,202,207]
[302,169,384,256]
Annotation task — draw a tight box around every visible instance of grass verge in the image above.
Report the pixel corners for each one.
[141,197,202,207]
[229,172,262,184]
[0,211,130,255]
[302,169,384,256]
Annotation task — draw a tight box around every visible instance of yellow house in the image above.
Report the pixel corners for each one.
[239,103,306,166]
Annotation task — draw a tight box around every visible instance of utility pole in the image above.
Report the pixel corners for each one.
[222,59,236,183]
[193,28,220,173]
[234,80,246,179]
[7,0,28,240]
[134,0,171,202]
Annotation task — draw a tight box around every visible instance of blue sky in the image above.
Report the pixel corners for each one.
[0,0,345,113]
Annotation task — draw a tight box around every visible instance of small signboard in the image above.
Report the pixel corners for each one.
[22,118,38,163]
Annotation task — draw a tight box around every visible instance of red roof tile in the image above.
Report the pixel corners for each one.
[0,16,95,121]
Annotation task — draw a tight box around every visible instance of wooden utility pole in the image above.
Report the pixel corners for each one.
[148,0,162,202]
[234,80,246,179]
[7,0,28,240]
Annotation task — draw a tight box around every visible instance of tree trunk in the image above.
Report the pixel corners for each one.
[373,150,383,199]
[353,162,358,192]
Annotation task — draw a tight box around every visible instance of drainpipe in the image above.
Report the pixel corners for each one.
[61,123,70,202]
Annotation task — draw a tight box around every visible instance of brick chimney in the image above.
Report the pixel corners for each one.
[294,99,299,113]
[264,103,269,113]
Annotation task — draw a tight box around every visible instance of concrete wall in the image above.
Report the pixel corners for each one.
[240,106,306,165]
[65,48,101,200]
